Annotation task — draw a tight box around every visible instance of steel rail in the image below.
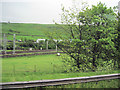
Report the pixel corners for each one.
[0,52,64,58]
[0,73,120,89]
[0,49,56,54]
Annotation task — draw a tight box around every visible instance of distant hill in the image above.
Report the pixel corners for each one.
[2,23,65,41]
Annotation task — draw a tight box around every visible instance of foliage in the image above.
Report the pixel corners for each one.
[49,2,118,72]
[115,11,120,69]
[83,2,118,71]
[3,38,57,50]
[48,40,56,49]
[7,42,13,50]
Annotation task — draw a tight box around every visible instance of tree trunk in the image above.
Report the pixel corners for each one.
[92,44,97,71]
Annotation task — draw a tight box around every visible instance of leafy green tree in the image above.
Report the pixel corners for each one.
[56,2,91,72]
[48,2,118,72]
[116,7,120,69]
[118,13,120,69]
[83,2,118,71]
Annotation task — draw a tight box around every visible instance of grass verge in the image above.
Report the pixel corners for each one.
[2,54,120,82]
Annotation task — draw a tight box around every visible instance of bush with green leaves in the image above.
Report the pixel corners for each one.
[7,42,13,50]
[48,40,57,49]
[49,2,118,72]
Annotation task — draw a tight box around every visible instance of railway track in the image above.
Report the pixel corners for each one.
[0,49,56,54]
[0,73,120,89]
[0,52,64,58]
[0,49,63,58]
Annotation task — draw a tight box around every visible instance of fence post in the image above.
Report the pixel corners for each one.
[13,34,16,54]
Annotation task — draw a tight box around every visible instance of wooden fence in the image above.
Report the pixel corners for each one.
[0,73,120,89]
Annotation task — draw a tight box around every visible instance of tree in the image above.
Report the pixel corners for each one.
[56,2,91,72]
[83,2,118,71]
[47,2,118,72]
[118,12,120,69]
[115,6,120,69]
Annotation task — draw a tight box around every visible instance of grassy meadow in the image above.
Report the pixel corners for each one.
[2,54,120,82]
[2,54,63,82]
[2,23,65,40]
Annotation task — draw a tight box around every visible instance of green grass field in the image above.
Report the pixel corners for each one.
[2,23,66,40]
[2,54,120,82]
[2,54,63,82]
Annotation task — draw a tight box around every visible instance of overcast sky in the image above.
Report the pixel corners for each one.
[0,0,119,24]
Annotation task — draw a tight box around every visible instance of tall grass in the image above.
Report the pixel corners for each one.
[2,54,120,82]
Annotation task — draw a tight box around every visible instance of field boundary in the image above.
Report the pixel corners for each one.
[1,49,57,54]
[1,73,120,89]
[0,52,64,58]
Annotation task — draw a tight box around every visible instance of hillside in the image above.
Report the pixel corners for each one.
[1,23,65,40]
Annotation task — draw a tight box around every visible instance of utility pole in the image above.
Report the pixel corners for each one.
[13,34,15,54]
[3,34,7,54]
[56,40,58,52]
[46,40,48,50]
